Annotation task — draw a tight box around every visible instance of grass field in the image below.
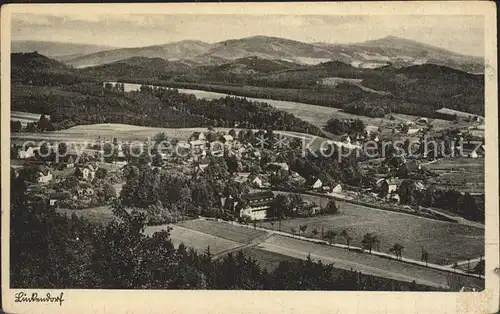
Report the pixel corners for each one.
[178,219,266,243]
[257,234,483,289]
[142,219,483,288]
[422,157,484,193]
[261,192,484,265]
[144,224,242,255]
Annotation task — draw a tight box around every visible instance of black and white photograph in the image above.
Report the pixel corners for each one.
[2,2,498,313]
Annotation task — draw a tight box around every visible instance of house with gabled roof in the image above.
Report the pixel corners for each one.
[239,191,274,221]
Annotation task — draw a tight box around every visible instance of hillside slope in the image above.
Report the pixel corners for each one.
[12,40,115,59]
[64,40,214,68]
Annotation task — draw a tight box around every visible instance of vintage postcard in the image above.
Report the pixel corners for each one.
[1,2,498,314]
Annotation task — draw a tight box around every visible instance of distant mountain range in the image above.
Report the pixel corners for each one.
[12,35,484,73]
[11,40,117,61]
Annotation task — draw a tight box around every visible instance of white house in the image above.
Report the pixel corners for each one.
[37,170,53,183]
[17,147,36,159]
[331,184,342,193]
[79,165,96,180]
[221,134,234,143]
[240,191,274,221]
[251,175,269,188]
[308,178,323,190]
[240,207,268,221]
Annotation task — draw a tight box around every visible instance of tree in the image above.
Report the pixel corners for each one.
[421,247,429,266]
[152,153,163,167]
[340,229,352,249]
[323,230,337,245]
[38,114,53,131]
[11,120,22,132]
[311,228,318,237]
[95,168,108,180]
[361,233,379,254]
[271,194,291,219]
[299,224,308,236]
[323,199,338,214]
[228,129,236,139]
[389,243,404,260]
[57,142,68,156]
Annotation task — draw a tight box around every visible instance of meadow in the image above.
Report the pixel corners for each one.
[144,223,242,255]
[177,219,266,244]
[260,192,484,265]
[256,234,483,289]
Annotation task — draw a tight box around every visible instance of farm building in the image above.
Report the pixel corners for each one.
[377,178,402,198]
[435,107,484,122]
[239,191,275,221]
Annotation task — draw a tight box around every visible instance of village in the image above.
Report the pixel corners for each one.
[10,104,485,225]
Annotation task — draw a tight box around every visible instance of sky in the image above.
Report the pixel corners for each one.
[11,13,484,57]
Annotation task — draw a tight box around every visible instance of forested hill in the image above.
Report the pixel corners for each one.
[12,52,485,119]
[11,52,96,86]
[82,56,485,117]
[12,83,323,136]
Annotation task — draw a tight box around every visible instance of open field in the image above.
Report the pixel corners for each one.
[176,87,454,132]
[11,123,338,152]
[178,219,266,243]
[144,224,242,255]
[257,234,483,289]
[145,219,483,289]
[108,82,454,131]
[262,192,484,265]
[422,157,484,193]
